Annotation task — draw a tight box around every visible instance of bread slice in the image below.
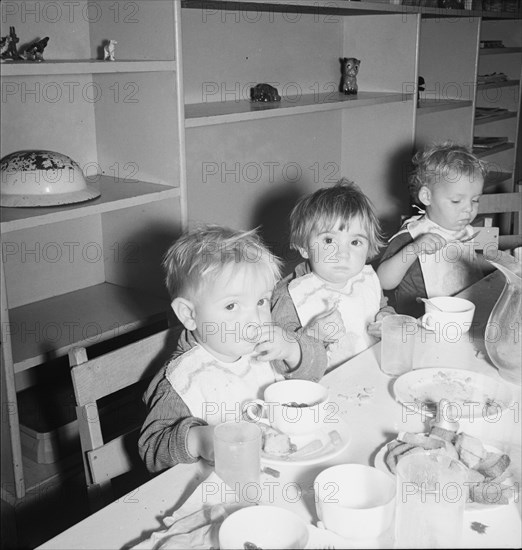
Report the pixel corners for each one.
[476,452,511,480]
[398,432,446,450]
[454,433,486,469]
[429,425,457,443]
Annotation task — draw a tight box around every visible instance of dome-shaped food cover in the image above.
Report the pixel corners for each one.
[1,150,101,207]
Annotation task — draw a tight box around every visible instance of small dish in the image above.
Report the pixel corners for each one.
[261,418,351,467]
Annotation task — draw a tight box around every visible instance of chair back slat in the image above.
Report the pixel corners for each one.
[70,329,171,405]
[87,429,140,483]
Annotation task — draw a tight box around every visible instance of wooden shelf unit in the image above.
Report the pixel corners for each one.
[1,0,185,502]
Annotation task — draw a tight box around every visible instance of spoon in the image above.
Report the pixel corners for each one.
[416,297,443,311]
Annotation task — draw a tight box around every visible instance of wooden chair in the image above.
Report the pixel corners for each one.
[68,328,177,512]
[474,184,522,252]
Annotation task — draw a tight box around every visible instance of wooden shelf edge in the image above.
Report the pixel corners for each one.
[180,0,521,19]
[0,60,176,77]
[186,92,413,127]
[417,99,473,114]
[0,178,180,233]
[473,142,514,157]
[477,79,519,90]
[479,47,522,55]
[474,111,517,125]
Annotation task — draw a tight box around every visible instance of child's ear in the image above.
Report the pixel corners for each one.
[297,246,309,259]
[171,297,197,331]
[418,186,431,206]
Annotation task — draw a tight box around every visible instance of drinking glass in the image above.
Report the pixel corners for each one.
[380,314,417,376]
[395,451,468,548]
[213,421,261,500]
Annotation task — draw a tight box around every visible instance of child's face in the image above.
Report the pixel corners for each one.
[301,216,370,288]
[190,264,274,362]
[421,170,484,231]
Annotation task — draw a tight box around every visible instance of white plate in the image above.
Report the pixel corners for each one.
[261,418,351,466]
[393,367,514,418]
[373,438,515,510]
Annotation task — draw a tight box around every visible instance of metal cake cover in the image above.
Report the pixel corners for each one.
[0,150,100,207]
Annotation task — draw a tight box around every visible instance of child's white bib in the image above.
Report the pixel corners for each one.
[288,265,381,368]
[166,345,283,425]
[394,215,482,298]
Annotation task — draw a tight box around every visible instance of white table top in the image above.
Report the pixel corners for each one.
[37,270,522,549]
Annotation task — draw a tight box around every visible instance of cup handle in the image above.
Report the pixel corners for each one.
[243,399,268,422]
[421,313,436,331]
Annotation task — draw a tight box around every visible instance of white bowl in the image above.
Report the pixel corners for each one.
[314,464,396,540]
[218,505,309,550]
[1,150,100,207]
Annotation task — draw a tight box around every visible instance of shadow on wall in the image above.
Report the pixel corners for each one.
[251,181,306,277]
[378,142,417,243]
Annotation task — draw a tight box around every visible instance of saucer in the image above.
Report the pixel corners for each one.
[261,418,351,466]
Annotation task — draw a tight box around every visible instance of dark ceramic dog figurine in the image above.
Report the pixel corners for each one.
[250,83,281,102]
[340,57,360,95]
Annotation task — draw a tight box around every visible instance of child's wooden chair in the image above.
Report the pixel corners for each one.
[68,328,176,512]
[474,184,522,251]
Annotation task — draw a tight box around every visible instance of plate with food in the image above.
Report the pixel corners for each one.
[373,429,516,509]
[393,368,514,418]
[259,418,351,466]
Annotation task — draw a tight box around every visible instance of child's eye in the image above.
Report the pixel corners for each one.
[472,198,480,204]
[257,298,268,307]
[225,303,237,311]
[324,237,334,245]
[451,199,461,204]
[351,239,362,246]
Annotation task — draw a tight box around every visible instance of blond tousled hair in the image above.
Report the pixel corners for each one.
[163,225,282,300]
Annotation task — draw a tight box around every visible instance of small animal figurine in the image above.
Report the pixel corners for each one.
[417,76,425,107]
[104,40,117,61]
[250,83,281,102]
[340,57,360,95]
[0,27,23,61]
[24,37,50,62]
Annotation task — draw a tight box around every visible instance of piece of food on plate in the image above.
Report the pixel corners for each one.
[454,433,487,469]
[399,432,446,450]
[429,398,460,443]
[261,425,296,457]
[468,482,511,506]
[476,451,511,480]
[385,441,424,474]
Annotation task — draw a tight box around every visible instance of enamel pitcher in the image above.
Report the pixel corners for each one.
[485,258,522,385]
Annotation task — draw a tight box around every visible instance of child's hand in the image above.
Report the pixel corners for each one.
[253,324,301,368]
[367,308,396,338]
[186,425,215,463]
[412,232,447,255]
[306,304,346,344]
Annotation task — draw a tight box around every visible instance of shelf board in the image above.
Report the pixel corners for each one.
[1,177,180,233]
[479,47,522,55]
[180,0,521,19]
[473,141,514,157]
[475,110,517,125]
[417,99,473,114]
[185,91,412,127]
[477,79,520,90]
[9,283,169,373]
[0,60,176,77]
[484,170,513,191]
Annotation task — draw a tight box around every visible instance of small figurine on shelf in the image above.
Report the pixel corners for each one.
[23,37,50,62]
[250,83,281,102]
[0,27,23,61]
[417,76,425,107]
[104,40,117,61]
[340,57,360,95]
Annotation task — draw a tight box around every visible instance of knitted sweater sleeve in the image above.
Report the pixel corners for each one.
[270,265,328,382]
